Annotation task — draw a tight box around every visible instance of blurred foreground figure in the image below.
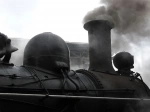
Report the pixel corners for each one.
[0,33,18,63]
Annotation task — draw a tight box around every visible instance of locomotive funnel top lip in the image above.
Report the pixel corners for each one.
[83,20,114,31]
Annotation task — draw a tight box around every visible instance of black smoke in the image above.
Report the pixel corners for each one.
[84,0,150,36]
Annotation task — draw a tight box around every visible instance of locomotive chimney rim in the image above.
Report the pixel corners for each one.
[84,20,116,74]
[84,20,114,31]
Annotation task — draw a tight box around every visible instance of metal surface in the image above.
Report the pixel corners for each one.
[0,63,98,96]
[0,93,150,101]
[113,51,134,70]
[23,32,70,75]
[84,20,116,74]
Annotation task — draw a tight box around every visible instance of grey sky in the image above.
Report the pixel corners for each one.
[0,0,99,42]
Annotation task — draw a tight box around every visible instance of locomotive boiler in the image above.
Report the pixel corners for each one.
[0,20,149,112]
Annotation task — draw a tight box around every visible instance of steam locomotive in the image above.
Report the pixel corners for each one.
[0,20,149,112]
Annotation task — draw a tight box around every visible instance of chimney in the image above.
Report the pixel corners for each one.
[84,20,116,74]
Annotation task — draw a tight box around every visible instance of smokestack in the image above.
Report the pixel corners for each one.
[84,20,115,74]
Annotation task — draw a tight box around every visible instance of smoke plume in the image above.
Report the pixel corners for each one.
[84,0,150,36]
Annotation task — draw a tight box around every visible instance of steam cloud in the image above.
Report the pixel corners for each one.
[83,0,150,86]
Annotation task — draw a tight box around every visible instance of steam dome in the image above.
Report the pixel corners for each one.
[113,52,134,70]
[23,32,70,75]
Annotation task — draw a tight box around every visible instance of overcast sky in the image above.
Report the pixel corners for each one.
[0,0,100,42]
